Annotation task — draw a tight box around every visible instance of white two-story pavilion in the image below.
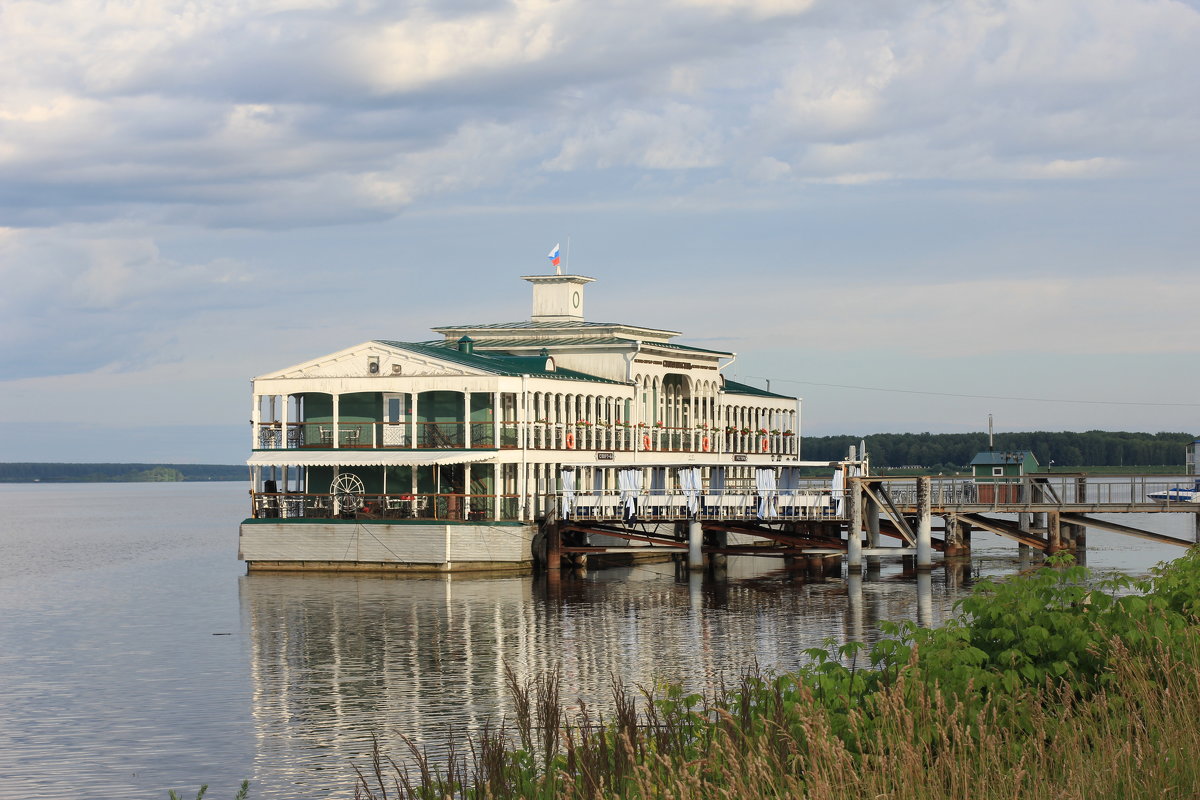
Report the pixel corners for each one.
[239,270,801,572]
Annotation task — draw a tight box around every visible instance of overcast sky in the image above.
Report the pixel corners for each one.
[2,0,1198,463]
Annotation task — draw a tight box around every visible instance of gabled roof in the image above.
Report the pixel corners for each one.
[721,378,796,400]
[374,340,629,385]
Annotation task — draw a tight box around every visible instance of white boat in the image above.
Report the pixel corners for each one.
[1147,480,1200,503]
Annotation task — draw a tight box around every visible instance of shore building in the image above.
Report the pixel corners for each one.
[240,270,800,572]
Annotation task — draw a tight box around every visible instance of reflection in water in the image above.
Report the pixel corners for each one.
[239,557,974,797]
[2,485,1193,799]
[917,571,934,628]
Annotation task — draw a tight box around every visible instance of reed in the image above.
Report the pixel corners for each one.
[354,549,1200,800]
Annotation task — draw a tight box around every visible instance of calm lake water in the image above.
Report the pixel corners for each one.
[0,482,1193,799]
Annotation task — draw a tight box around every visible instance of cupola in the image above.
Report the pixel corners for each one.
[520,273,596,322]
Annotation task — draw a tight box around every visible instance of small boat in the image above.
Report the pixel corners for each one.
[1147,480,1200,503]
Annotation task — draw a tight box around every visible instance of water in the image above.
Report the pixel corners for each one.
[0,483,1192,799]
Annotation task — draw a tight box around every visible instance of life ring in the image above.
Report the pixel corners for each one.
[761,437,770,452]
[565,432,575,449]
[702,436,710,452]
[642,434,652,450]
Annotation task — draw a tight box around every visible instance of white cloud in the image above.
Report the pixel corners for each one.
[0,227,257,378]
[1,0,1197,228]
[678,272,1200,358]
[545,104,722,171]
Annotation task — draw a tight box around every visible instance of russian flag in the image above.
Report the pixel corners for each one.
[547,243,561,269]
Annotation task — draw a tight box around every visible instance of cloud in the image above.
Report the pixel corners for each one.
[0,0,1196,232]
[0,227,257,378]
[663,272,1200,359]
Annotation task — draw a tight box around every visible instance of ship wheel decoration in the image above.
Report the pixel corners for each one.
[330,472,365,514]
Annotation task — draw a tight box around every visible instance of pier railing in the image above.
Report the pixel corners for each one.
[868,475,1200,510]
[558,488,846,522]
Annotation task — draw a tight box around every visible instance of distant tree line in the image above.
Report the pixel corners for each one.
[801,431,1196,471]
[0,463,245,482]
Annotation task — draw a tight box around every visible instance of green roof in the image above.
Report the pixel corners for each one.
[722,378,795,400]
[423,336,631,349]
[432,320,665,332]
[644,341,733,356]
[375,340,628,385]
[969,450,1040,466]
[416,336,731,358]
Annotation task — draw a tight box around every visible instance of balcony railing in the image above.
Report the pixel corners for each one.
[251,492,522,521]
[254,422,799,455]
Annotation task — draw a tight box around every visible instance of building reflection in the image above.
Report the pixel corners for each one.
[238,557,977,797]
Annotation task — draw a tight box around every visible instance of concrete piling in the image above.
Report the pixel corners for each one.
[916,476,933,569]
[688,519,703,571]
[847,477,863,571]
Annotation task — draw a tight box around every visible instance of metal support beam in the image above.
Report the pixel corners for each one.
[861,481,917,546]
[1059,513,1193,548]
[959,513,1049,549]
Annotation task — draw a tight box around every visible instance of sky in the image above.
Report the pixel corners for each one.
[1,0,1199,463]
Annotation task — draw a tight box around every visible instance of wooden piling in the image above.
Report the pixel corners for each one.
[546,520,562,571]
[1047,511,1063,553]
[944,515,969,557]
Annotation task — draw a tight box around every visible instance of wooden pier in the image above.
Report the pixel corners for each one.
[538,469,1199,573]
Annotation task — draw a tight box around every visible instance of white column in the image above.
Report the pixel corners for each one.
[332,394,340,449]
[281,394,289,449]
[464,462,472,518]
[410,392,418,449]
[519,461,529,520]
[463,391,471,449]
[493,391,501,448]
[251,392,261,449]
[690,393,697,449]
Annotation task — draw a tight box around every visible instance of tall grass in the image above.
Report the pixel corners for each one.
[355,550,1200,800]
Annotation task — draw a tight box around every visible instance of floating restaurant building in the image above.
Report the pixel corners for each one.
[239,270,801,572]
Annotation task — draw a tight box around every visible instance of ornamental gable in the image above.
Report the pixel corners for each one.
[255,342,492,381]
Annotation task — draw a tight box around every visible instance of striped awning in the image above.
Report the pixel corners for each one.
[246,450,497,468]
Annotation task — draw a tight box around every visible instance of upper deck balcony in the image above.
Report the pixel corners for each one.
[253,420,799,456]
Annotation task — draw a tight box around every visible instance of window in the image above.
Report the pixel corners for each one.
[992,467,1004,476]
